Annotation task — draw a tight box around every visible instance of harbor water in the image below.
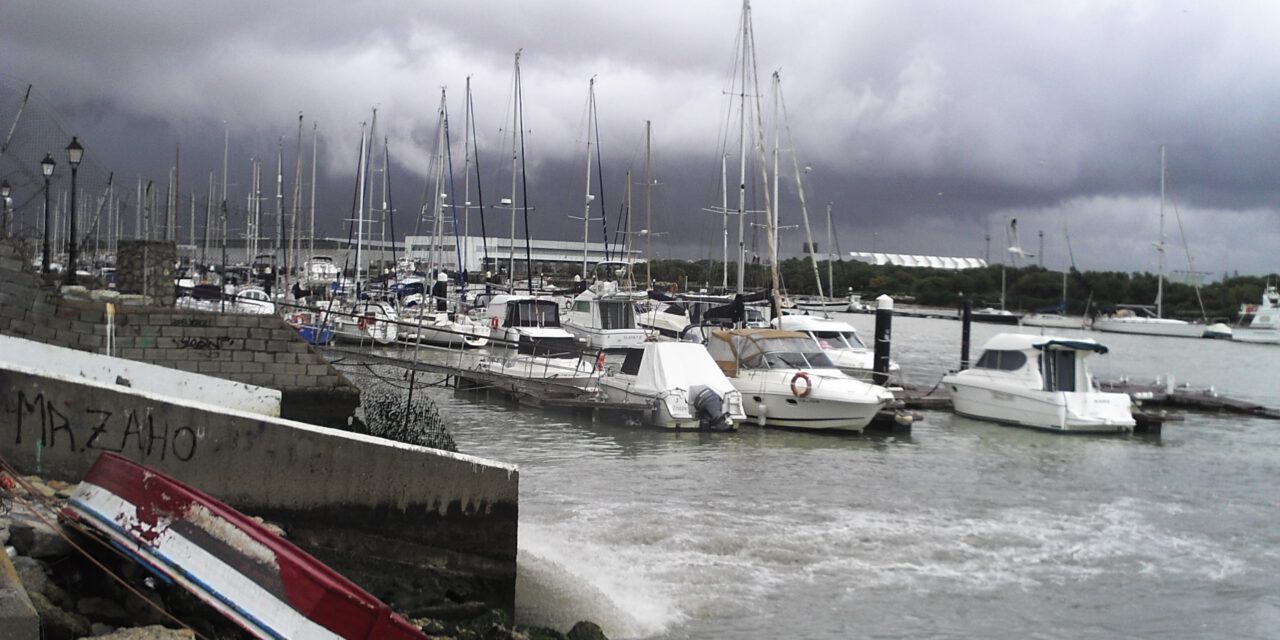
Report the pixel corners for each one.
[403,314,1280,639]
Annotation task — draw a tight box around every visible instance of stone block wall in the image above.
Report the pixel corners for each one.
[115,239,176,307]
[0,238,358,429]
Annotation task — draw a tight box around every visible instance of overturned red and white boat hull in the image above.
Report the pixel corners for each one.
[61,453,426,640]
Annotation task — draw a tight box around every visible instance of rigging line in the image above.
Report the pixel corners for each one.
[383,137,399,275]
[592,91,611,262]
[320,121,368,327]
[466,83,491,276]
[1164,171,1208,321]
[517,63,534,294]
[444,97,466,291]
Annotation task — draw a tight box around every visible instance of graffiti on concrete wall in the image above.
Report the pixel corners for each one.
[3,389,198,462]
[174,336,235,358]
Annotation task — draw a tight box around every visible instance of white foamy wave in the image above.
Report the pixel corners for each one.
[517,522,684,639]
[801,495,1246,593]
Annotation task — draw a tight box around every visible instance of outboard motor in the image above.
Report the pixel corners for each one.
[693,386,733,431]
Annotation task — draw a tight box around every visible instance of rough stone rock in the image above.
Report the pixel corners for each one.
[89,625,196,639]
[77,595,133,626]
[567,621,609,640]
[7,512,72,558]
[11,555,71,608]
[28,591,92,640]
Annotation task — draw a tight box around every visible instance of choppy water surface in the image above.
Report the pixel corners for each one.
[406,314,1280,639]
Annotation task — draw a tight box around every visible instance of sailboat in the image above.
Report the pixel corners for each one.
[561,80,649,350]
[1093,146,1229,339]
[1022,227,1089,329]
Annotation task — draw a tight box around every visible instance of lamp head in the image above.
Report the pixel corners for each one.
[41,153,56,178]
[0,180,9,198]
[66,137,84,168]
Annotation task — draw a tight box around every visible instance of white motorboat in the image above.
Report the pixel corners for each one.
[399,307,489,348]
[1238,283,1280,329]
[942,333,1135,433]
[597,341,745,430]
[476,294,597,383]
[561,280,648,351]
[330,300,399,345]
[971,307,1021,325]
[300,255,342,289]
[637,301,692,340]
[773,314,899,383]
[702,328,895,432]
[232,286,276,315]
[1231,324,1280,345]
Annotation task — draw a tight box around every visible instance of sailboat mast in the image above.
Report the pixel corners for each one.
[1157,144,1166,319]
[309,123,317,257]
[826,204,834,298]
[354,122,369,290]
[581,77,596,278]
[643,120,653,289]
[431,89,448,274]
[287,112,304,293]
[735,0,750,295]
[721,153,729,291]
[462,76,474,275]
[508,51,522,283]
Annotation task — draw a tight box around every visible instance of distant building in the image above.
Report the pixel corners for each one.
[848,252,988,270]
[405,235,641,275]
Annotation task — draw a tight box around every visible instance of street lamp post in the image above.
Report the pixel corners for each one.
[0,180,11,237]
[64,137,84,286]
[40,154,55,274]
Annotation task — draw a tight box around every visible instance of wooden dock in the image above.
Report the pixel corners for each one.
[892,380,1280,424]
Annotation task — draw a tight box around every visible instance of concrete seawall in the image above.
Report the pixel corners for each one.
[0,343,519,609]
[0,237,519,611]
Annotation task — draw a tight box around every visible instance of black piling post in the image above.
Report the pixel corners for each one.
[960,298,972,370]
[873,295,893,386]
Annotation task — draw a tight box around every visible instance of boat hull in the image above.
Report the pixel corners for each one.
[732,370,890,432]
[61,453,426,640]
[943,377,1134,433]
[1092,317,1208,338]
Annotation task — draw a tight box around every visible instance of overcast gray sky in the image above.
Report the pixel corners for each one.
[3,0,1278,277]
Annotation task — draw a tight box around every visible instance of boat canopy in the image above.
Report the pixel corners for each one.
[1034,339,1109,354]
[705,329,835,376]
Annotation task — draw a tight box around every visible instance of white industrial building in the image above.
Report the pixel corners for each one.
[405,234,642,275]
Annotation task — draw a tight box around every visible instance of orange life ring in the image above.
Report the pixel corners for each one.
[790,371,812,398]
[489,316,500,330]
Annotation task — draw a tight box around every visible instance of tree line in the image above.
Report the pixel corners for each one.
[645,258,1275,322]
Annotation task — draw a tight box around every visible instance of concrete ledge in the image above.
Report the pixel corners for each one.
[0,551,39,640]
[0,360,519,611]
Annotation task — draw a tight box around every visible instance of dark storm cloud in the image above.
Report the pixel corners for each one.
[3,0,1278,275]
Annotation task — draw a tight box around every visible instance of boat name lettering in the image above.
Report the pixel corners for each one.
[6,390,198,462]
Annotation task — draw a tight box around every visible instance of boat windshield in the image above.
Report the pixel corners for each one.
[517,336,580,358]
[810,330,864,349]
[739,337,835,370]
[508,300,561,327]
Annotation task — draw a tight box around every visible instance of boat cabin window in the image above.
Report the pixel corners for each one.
[620,348,645,375]
[598,301,636,329]
[574,300,591,313]
[759,351,835,369]
[974,349,1027,371]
